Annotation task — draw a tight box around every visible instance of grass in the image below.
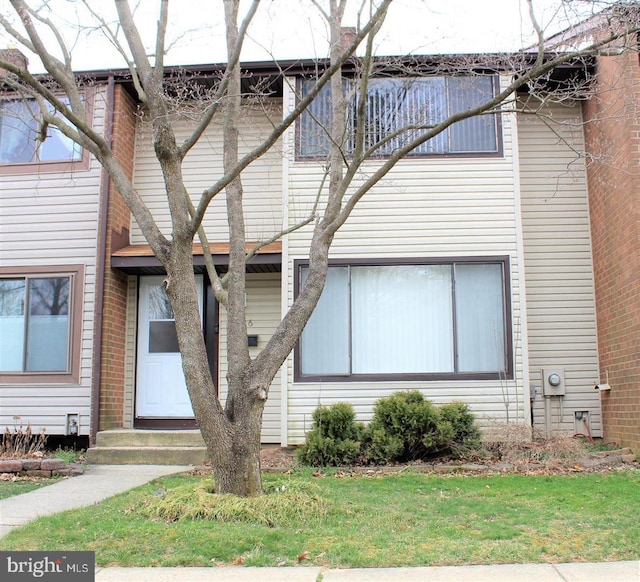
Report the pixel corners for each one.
[52,447,84,464]
[0,469,638,567]
[0,479,58,500]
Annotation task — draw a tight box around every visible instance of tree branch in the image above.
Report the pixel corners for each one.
[191,0,394,235]
[326,29,640,236]
[178,0,261,159]
[114,0,155,90]
[153,0,169,83]
[9,0,84,116]
[81,0,147,103]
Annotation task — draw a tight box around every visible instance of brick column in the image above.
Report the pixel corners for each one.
[583,50,640,449]
[98,85,137,429]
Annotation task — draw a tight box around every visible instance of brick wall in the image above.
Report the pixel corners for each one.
[98,85,137,429]
[583,50,640,449]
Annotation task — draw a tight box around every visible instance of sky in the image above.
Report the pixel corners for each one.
[0,0,607,73]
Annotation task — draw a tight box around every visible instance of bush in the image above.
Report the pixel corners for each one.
[364,391,445,463]
[297,394,482,467]
[364,392,481,464]
[296,403,365,466]
[438,401,482,457]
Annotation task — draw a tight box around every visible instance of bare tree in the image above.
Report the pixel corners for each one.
[0,0,638,496]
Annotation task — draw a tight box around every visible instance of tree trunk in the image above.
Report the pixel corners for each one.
[165,240,265,496]
[212,381,264,496]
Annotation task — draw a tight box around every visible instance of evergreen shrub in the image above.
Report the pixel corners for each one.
[296,402,364,466]
[297,393,482,466]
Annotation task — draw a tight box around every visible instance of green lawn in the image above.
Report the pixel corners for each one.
[0,479,57,500]
[1,470,638,567]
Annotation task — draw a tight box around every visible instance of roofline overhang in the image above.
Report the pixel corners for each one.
[12,51,594,84]
[111,242,282,276]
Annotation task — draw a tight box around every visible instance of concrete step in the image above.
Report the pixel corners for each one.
[86,445,208,466]
[95,429,205,448]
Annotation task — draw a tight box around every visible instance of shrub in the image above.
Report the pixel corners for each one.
[364,392,481,464]
[297,394,483,467]
[438,401,482,457]
[364,391,445,463]
[297,403,365,466]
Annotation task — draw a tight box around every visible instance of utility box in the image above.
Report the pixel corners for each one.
[574,411,591,436]
[542,369,566,396]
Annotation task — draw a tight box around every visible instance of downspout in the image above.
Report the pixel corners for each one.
[90,75,116,446]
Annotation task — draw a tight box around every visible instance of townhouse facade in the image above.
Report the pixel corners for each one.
[0,50,106,439]
[1,49,622,452]
[96,62,602,449]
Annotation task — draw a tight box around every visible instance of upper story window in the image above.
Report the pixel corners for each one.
[0,98,82,165]
[297,75,500,159]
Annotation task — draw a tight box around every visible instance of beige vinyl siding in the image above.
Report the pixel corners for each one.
[282,77,528,443]
[218,273,282,442]
[0,88,107,435]
[131,102,283,244]
[518,100,601,436]
[290,382,525,442]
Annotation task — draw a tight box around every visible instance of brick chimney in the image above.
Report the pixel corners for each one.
[340,27,358,53]
[0,48,29,76]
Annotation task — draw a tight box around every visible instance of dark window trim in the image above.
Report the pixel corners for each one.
[0,265,84,384]
[0,89,95,175]
[293,255,513,383]
[295,75,503,161]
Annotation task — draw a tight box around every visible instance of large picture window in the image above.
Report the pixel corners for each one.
[297,75,499,159]
[296,258,511,381]
[0,98,83,168]
[0,267,83,383]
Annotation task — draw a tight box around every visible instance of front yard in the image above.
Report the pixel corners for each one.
[1,469,638,567]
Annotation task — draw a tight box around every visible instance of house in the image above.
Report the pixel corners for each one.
[0,49,108,443]
[1,45,617,461]
[88,55,605,462]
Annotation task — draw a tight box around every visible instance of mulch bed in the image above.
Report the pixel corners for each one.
[257,444,639,476]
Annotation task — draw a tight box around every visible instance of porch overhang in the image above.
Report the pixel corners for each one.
[111,242,282,275]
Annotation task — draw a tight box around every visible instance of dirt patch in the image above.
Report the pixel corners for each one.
[256,434,639,476]
[260,446,297,470]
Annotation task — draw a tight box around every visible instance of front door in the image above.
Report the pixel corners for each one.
[136,276,203,419]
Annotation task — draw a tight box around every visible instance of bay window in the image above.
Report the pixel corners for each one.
[297,258,511,381]
[297,75,500,159]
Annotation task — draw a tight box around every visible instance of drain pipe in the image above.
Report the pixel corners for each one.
[90,75,116,446]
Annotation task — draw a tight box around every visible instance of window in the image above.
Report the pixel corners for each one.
[0,266,83,383]
[0,98,82,165]
[296,258,511,381]
[297,75,499,159]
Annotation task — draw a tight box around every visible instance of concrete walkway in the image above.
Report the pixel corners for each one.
[1,465,638,581]
[93,562,640,581]
[0,464,191,537]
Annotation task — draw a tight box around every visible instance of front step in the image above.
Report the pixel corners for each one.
[87,429,208,465]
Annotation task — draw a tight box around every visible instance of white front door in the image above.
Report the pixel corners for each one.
[136,276,203,418]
